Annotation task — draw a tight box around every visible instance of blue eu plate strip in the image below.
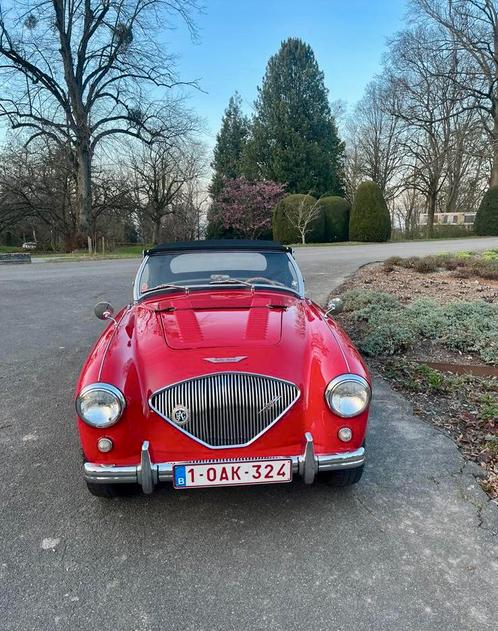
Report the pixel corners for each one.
[174,465,187,487]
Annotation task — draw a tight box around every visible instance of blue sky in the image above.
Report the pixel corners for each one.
[166,0,409,146]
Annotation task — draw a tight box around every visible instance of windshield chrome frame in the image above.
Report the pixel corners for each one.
[133,250,305,302]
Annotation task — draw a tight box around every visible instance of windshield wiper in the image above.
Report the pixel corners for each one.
[209,277,254,288]
[142,283,188,294]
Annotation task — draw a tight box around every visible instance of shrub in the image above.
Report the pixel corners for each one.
[341,288,400,313]
[437,255,459,271]
[470,260,498,280]
[340,290,498,364]
[453,267,473,279]
[398,256,419,269]
[318,196,350,242]
[413,256,439,273]
[474,186,498,236]
[272,194,325,243]
[384,256,403,268]
[349,181,391,242]
[432,225,474,238]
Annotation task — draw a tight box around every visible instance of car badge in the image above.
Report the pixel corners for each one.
[204,356,248,364]
[172,405,190,425]
[258,395,282,415]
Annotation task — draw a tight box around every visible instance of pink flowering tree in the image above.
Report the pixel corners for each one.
[216,177,286,239]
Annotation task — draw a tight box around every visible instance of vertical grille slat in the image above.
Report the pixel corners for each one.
[150,372,300,448]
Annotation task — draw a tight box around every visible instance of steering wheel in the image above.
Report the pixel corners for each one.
[245,276,286,287]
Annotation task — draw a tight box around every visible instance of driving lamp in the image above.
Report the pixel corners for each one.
[325,375,371,418]
[76,383,125,428]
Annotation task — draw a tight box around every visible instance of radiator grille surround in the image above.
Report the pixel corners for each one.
[149,372,300,448]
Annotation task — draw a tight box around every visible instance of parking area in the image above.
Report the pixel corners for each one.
[0,238,497,631]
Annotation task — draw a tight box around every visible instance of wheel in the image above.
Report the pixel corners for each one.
[85,481,139,498]
[319,465,364,487]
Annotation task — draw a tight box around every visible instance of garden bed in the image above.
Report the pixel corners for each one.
[332,250,498,501]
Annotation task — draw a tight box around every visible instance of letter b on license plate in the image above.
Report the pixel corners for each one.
[173,459,292,488]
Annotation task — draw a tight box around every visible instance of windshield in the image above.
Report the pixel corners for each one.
[137,250,300,297]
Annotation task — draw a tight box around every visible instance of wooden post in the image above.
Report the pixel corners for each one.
[101,236,105,254]
[87,236,92,254]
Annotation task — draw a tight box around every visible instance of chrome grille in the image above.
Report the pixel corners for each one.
[149,373,300,448]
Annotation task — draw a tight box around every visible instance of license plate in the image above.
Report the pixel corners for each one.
[173,459,292,488]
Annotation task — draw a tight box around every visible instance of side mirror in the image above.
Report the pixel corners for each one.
[94,301,115,321]
[326,297,344,316]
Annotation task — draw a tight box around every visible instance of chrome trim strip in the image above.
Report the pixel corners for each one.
[83,441,366,492]
[84,463,137,484]
[148,372,301,450]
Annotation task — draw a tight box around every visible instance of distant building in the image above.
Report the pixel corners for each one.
[419,212,475,226]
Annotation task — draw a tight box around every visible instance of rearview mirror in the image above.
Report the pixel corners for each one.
[326,297,344,316]
[94,301,115,321]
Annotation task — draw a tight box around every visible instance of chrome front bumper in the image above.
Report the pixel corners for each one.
[84,433,366,494]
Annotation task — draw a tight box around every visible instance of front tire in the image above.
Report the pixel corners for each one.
[86,481,138,498]
[320,464,364,487]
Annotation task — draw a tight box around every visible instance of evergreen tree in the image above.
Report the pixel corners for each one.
[207,93,250,238]
[474,186,498,236]
[349,181,391,242]
[244,38,344,196]
[209,93,250,198]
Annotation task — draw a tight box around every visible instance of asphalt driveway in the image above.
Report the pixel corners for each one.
[0,237,497,630]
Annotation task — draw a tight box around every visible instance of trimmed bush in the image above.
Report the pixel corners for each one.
[318,196,350,242]
[349,181,391,242]
[341,289,498,364]
[474,186,498,236]
[272,194,325,244]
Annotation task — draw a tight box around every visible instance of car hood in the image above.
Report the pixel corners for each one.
[94,290,354,402]
[158,291,285,349]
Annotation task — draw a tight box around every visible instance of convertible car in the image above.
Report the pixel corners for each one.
[76,240,371,497]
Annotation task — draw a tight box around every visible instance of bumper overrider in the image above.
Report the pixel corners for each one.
[84,432,366,494]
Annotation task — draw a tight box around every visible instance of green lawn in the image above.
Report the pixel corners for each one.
[0,245,25,253]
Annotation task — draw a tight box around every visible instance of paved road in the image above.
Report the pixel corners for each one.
[0,237,497,631]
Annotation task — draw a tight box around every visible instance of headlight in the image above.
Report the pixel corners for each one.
[76,383,125,428]
[325,375,371,418]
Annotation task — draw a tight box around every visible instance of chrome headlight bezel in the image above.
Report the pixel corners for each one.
[76,383,126,428]
[325,374,371,418]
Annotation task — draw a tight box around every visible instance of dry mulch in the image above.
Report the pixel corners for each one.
[339,262,498,305]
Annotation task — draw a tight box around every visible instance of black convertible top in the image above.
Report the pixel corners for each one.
[144,239,292,256]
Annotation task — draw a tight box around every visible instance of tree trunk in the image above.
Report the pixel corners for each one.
[76,144,92,237]
[491,116,498,186]
[152,217,162,244]
[426,190,437,238]
[492,26,498,187]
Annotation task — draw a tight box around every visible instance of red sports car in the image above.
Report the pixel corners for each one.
[76,240,371,496]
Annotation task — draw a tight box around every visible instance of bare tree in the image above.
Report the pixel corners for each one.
[164,182,209,241]
[412,0,498,185]
[0,141,78,248]
[131,137,207,244]
[385,25,470,235]
[343,126,364,204]
[0,0,199,237]
[351,79,405,201]
[283,195,323,244]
